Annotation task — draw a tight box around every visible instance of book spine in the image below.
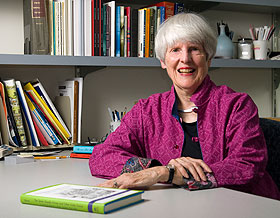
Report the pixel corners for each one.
[137,9,144,58]
[32,115,49,146]
[145,8,150,58]
[46,0,54,55]
[16,81,40,147]
[131,8,138,57]
[149,8,155,57]
[91,0,95,56]
[84,0,92,56]
[107,1,115,57]
[25,93,58,145]
[174,3,184,14]
[4,79,27,146]
[102,4,107,56]
[73,145,94,153]
[98,0,102,56]
[120,6,125,57]
[124,15,127,57]
[20,195,94,213]
[106,5,111,56]
[24,83,70,144]
[26,0,50,54]
[126,7,131,57]
[115,6,121,57]
[70,152,91,158]
[32,80,71,137]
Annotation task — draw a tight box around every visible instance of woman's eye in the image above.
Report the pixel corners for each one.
[171,48,179,52]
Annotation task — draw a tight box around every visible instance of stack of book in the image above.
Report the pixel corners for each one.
[23,0,184,57]
[0,78,83,150]
[70,144,95,159]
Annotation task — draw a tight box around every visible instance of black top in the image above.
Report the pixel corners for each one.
[181,121,203,159]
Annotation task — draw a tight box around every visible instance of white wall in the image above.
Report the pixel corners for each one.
[0,2,276,141]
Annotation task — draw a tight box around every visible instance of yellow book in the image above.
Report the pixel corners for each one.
[24,83,71,144]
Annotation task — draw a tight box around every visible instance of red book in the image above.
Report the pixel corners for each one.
[70,152,91,159]
[125,7,131,57]
[32,117,48,146]
[91,0,95,56]
[148,1,174,20]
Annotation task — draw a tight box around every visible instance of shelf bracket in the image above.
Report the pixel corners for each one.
[75,66,106,78]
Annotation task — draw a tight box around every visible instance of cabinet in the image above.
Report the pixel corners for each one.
[0,0,280,149]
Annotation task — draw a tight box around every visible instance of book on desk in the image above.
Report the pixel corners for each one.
[20,183,144,214]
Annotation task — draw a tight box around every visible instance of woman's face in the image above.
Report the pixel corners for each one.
[161,41,211,95]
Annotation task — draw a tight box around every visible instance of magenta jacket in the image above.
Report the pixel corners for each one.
[89,75,280,200]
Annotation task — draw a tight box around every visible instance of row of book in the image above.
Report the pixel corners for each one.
[0,77,83,149]
[24,0,184,57]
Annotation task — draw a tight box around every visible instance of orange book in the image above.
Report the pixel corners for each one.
[145,8,150,58]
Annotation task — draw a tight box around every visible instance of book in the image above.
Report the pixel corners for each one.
[3,79,27,146]
[46,0,54,55]
[20,183,144,214]
[72,77,83,143]
[31,79,71,138]
[58,80,79,143]
[149,1,174,20]
[103,1,115,57]
[73,145,94,153]
[73,0,83,56]
[115,6,121,57]
[0,93,10,146]
[70,152,91,159]
[84,0,92,56]
[138,8,146,58]
[120,6,125,57]
[23,0,49,55]
[25,92,61,145]
[125,7,131,57]
[24,82,71,144]
[15,81,40,147]
[131,8,138,57]
[0,144,13,159]
[174,2,184,14]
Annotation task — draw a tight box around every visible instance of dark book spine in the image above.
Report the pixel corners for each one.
[106,5,111,56]
[149,8,155,57]
[131,9,138,57]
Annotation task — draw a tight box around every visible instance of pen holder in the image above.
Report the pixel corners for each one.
[110,121,121,133]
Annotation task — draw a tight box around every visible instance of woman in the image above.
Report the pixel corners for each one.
[89,12,280,200]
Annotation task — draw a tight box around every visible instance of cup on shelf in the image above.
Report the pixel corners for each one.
[253,40,271,60]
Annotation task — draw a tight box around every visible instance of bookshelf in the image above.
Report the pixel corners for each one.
[0,0,280,151]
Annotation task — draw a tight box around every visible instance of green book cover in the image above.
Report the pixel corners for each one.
[20,183,144,214]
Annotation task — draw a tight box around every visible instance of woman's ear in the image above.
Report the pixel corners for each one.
[207,59,212,68]
[160,60,167,69]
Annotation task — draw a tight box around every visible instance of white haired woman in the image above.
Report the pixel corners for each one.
[89,13,280,200]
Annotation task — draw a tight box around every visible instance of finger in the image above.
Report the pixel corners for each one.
[187,157,212,173]
[192,162,207,181]
[171,159,190,179]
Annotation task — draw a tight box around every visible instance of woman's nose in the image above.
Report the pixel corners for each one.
[180,50,191,63]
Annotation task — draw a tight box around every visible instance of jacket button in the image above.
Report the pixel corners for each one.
[174,145,179,149]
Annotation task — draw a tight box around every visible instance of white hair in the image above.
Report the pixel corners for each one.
[155,12,217,62]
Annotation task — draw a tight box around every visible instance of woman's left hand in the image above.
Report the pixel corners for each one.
[98,166,168,189]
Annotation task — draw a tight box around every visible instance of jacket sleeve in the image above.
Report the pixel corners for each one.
[89,101,153,179]
[209,95,268,190]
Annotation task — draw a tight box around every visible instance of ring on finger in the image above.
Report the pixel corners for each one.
[113,180,119,188]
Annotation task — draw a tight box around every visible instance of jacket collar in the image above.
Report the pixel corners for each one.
[170,75,216,117]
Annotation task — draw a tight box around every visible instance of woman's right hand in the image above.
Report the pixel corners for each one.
[169,157,212,185]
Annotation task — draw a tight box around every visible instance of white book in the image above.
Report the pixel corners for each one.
[58,80,79,143]
[104,1,115,57]
[73,0,84,56]
[15,81,40,147]
[84,0,92,56]
[138,9,145,58]
[65,0,73,55]
[124,15,127,57]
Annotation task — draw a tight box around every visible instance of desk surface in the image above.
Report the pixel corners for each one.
[0,157,279,218]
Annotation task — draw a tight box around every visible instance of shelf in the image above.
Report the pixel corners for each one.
[12,144,74,152]
[1,54,280,70]
[110,0,280,13]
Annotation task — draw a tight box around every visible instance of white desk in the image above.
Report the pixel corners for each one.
[0,157,279,218]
